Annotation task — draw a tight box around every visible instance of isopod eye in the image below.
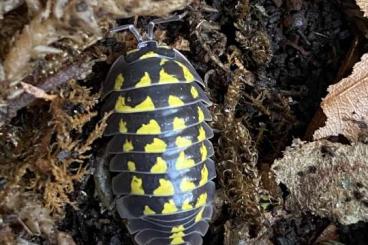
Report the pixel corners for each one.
[101,43,214,245]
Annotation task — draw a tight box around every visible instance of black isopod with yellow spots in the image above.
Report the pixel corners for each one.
[101,14,215,245]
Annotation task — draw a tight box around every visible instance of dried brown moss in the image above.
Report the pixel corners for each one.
[212,56,267,239]
[0,80,108,243]
[187,2,278,241]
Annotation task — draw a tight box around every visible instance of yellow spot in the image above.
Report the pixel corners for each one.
[173,117,186,131]
[195,207,204,222]
[153,179,175,196]
[180,178,196,192]
[176,151,195,170]
[137,119,161,134]
[135,72,151,88]
[134,97,155,111]
[200,143,207,161]
[170,231,185,239]
[182,198,193,210]
[197,126,206,142]
[191,86,199,98]
[162,199,177,214]
[123,140,134,152]
[176,137,192,148]
[143,205,156,215]
[150,157,168,173]
[170,236,185,245]
[114,73,124,90]
[168,95,185,107]
[171,225,185,233]
[198,106,205,121]
[119,119,128,133]
[131,176,144,195]
[160,58,168,66]
[115,97,127,112]
[199,165,208,186]
[195,193,207,208]
[145,138,167,153]
[176,61,194,82]
[159,68,179,84]
[139,51,159,59]
[127,161,136,171]
[115,96,155,113]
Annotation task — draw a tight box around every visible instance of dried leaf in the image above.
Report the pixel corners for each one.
[0,0,24,19]
[97,0,191,17]
[314,224,339,244]
[356,0,368,17]
[272,139,368,225]
[2,0,192,81]
[313,53,368,141]
[4,16,58,81]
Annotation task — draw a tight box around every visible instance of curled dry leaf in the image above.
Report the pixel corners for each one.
[3,0,192,81]
[0,0,193,126]
[3,16,59,81]
[272,139,368,225]
[313,53,368,141]
[97,0,192,17]
[0,0,24,19]
[314,224,339,244]
[356,0,368,17]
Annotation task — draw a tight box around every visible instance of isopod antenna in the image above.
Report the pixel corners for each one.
[110,24,144,43]
[147,12,187,40]
[110,12,187,43]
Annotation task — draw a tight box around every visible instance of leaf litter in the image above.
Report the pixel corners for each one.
[313,53,368,142]
[1,0,368,244]
[272,0,368,243]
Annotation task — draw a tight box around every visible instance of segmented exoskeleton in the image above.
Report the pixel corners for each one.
[101,16,216,245]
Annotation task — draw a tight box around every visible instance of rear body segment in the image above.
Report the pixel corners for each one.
[102,42,215,245]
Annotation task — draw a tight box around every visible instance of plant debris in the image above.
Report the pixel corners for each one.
[212,57,267,240]
[272,139,368,225]
[0,0,192,127]
[314,53,368,142]
[2,0,368,244]
[0,81,108,242]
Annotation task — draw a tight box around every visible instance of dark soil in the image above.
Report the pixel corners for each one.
[58,0,368,244]
[247,0,354,162]
[272,214,330,245]
[59,175,133,245]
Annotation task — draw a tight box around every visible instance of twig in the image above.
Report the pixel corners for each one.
[0,57,94,126]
